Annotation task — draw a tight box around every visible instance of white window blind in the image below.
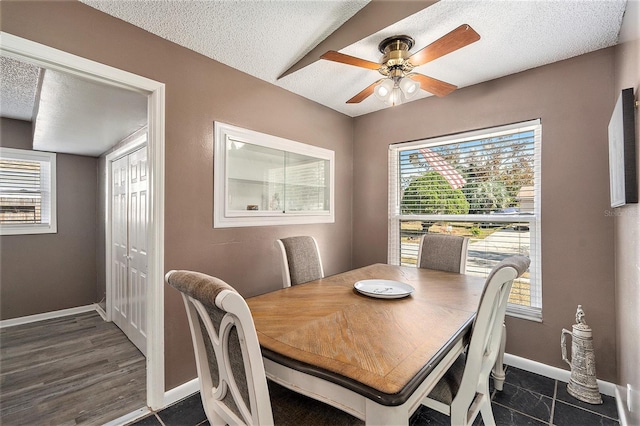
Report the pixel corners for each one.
[281,154,329,213]
[0,147,57,235]
[388,120,542,320]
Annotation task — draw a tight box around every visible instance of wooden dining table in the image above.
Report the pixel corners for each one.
[246,263,487,425]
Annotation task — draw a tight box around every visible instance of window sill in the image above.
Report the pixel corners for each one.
[0,223,57,236]
[214,212,334,228]
[507,305,542,322]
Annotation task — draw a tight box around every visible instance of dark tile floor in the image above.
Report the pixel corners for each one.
[129,366,619,426]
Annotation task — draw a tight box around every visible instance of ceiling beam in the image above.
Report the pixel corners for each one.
[277,0,438,80]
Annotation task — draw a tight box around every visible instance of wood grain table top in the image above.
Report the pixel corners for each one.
[246,263,486,405]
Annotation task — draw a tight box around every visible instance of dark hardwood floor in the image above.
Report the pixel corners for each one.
[0,311,146,425]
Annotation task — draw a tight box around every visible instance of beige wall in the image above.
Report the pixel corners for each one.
[0,1,354,389]
[2,0,631,397]
[353,48,618,381]
[0,118,98,319]
[613,36,639,424]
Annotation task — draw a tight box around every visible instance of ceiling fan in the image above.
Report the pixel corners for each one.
[320,24,480,105]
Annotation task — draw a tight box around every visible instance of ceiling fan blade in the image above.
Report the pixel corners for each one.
[409,24,480,67]
[346,80,382,103]
[409,74,457,97]
[321,51,381,70]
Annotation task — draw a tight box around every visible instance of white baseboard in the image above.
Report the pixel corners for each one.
[615,385,631,426]
[164,378,200,407]
[102,407,151,426]
[99,379,199,424]
[0,304,98,328]
[503,353,616,397]
[95,304,107,321]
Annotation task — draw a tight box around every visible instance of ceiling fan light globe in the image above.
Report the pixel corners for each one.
[387,87,404,106]
[399,77,420,99]
[377,86,389,97]
[374,78,394,101]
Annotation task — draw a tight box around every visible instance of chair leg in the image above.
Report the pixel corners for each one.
[450,407,468,426]
[479,396,496,426]
[491,323,507,391]
[208,411,228,426]
[202,398,227,426]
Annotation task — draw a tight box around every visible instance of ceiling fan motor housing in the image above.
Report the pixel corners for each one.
[378,35,415,77]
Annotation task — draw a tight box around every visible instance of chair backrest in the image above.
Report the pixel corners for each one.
[275,236,324,287]
[453,256,531,414]
[416,233,470,273]
[165,270,274,426]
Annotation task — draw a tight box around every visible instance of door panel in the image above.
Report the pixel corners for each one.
[111,145,148,356]
[127,147,148,354]
[112,156,129,334]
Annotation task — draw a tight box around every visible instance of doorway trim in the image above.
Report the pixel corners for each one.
[0,32,166,410]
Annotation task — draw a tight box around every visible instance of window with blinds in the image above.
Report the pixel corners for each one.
[0,147,57,235]
[388,120,542,320]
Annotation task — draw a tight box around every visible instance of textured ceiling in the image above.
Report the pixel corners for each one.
[82,0,369,84]
[0,57,40,121]
[80,0,628,117]
[0,0,633,156]
[32,70,147,157]
[1,56,147,156]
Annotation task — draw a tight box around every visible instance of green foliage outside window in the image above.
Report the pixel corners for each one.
[401,171,469,215]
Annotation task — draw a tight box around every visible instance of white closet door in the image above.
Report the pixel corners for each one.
[112,155,129,340]
[111,146,148,356]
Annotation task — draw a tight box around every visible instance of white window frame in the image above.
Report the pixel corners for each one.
[0,147,57,235]
[388,120,542,321]
[214,122,335,228]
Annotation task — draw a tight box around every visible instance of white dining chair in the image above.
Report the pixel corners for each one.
[416,233,470,273]
[275,236,324,287]
[165,270,362,426]
[421,255,531,426]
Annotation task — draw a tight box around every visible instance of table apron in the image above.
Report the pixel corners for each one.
[262,337,466,425]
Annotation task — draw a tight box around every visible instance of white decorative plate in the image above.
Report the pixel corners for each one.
[354,279,415,299]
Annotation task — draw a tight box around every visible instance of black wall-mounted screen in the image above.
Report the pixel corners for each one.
[608,87,638,207]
